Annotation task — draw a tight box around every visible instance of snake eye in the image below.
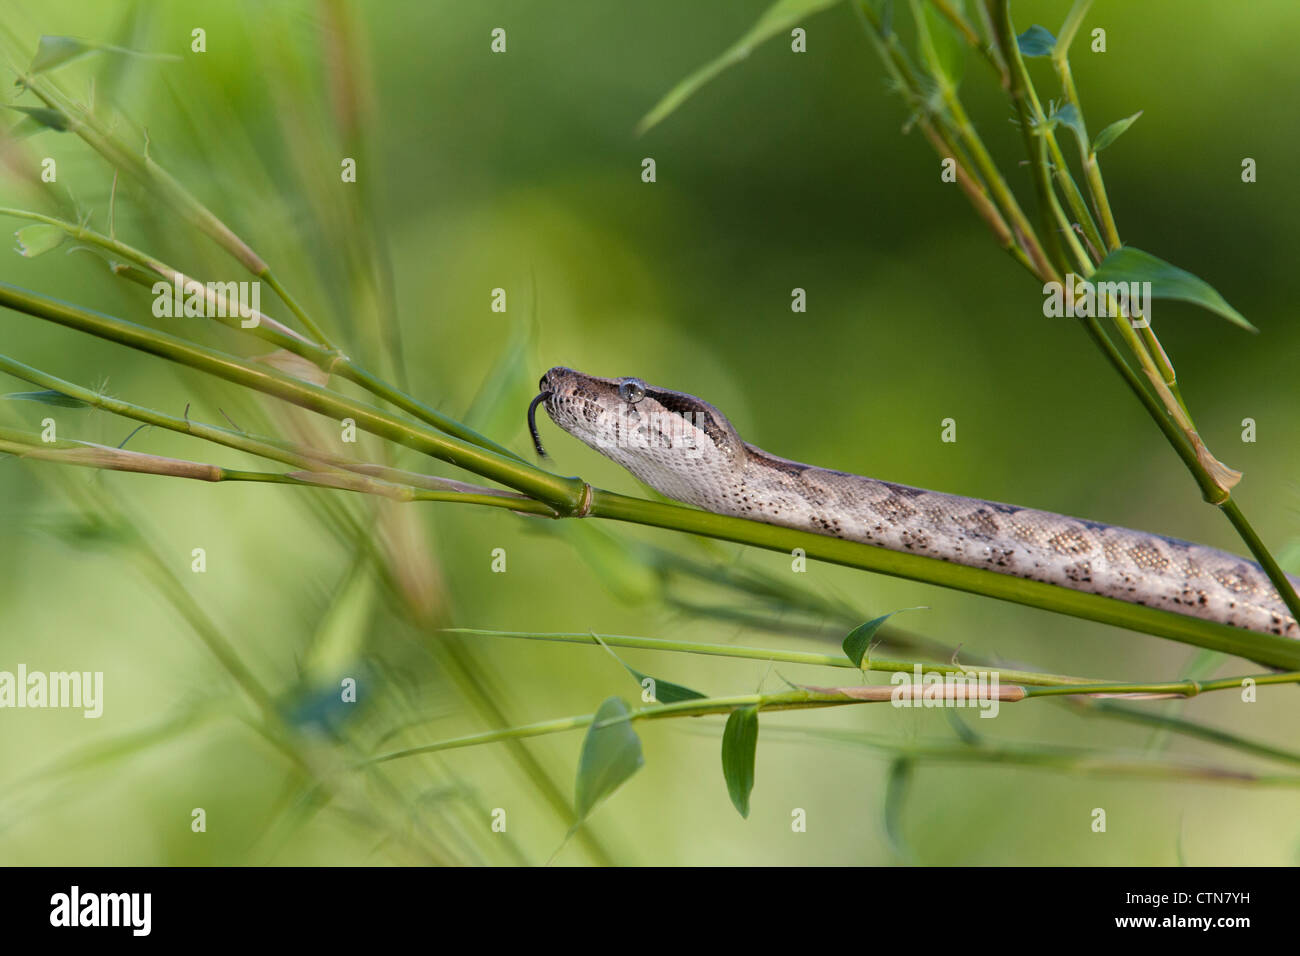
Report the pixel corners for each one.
[618,377,647,404]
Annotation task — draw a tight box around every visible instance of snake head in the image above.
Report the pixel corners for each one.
[536,367,745,505]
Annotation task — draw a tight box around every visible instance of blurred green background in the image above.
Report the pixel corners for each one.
[0,0,1297,865]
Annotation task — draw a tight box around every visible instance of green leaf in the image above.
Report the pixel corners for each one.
[574,697,643,820]
[30,36,96,73]
[1016,25,1056,57]
[13,224,66,258]
[918,0,967,89]
[4,389,87,407]
[721,706,759,818]
[629,667,707,704]
[1090,246,1254,332]
[842,612,894,667]
[1092,110,1143,153]
[7,105,69,133]
[28,35,183,75]
[636,0,843,134]
[1052,102,1086,144]
[883,757,915,862]
[589,630,707,704]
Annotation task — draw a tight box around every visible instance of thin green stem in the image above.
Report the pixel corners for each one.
[0,207,522,462]
[1220,500,1300,625]
[0,280,586,511]
[989,1,1071,273]
[1022,670,1300,699]
[366,689,858,765]
[1078,699,1300,768]
[854,1,1049,278]
[797,727,1300,788]
[907,2,1054,279]
[441,627,1107,686]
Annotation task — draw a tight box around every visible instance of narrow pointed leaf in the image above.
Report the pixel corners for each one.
[29,36,182,74]
[7,106,69,132]
[574,697,643,820]
[4,389,87,407]
[1091,246,1254,331]
[629,667,707,704]
[29,36,96,73]
[637,0,842,134]
[1092,111,1143,153]
[588,630,707,703]
[883,757,915,861]
[721,705,759,818]
[842,612,895,667]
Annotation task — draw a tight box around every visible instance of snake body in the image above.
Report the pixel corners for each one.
[537,367,1299,639]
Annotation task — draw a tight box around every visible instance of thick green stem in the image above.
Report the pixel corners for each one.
[587,488,1300,668]
[4,279,1296,664]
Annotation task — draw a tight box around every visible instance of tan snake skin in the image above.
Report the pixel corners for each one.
[538,367,1299,639]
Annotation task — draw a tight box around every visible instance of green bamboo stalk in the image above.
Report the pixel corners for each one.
[0,350,551,513]
[0,280,586,511]
[3,279,1296,665]
[368,677,1300,786]
[587,489,1300,668]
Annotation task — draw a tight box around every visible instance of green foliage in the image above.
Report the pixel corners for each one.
[636,0,844,134]
[28,35,177,74]
[1092,110,1143,153]
[6,105,69,134]
[721,706,759,817]
[627,668,707,704]
[1015,25,1056,57]
[13,224,66,258]
[1091,246,1254,331]
[1050,102,1086,143]
[842,613,896,667]
[4,388,86,406]
[0,0,1296,868]
[574,697,644,821]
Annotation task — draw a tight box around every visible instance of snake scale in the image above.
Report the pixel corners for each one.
[534,367,1299,639]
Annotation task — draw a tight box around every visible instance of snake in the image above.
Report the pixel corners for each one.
[531,366,1299,639]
